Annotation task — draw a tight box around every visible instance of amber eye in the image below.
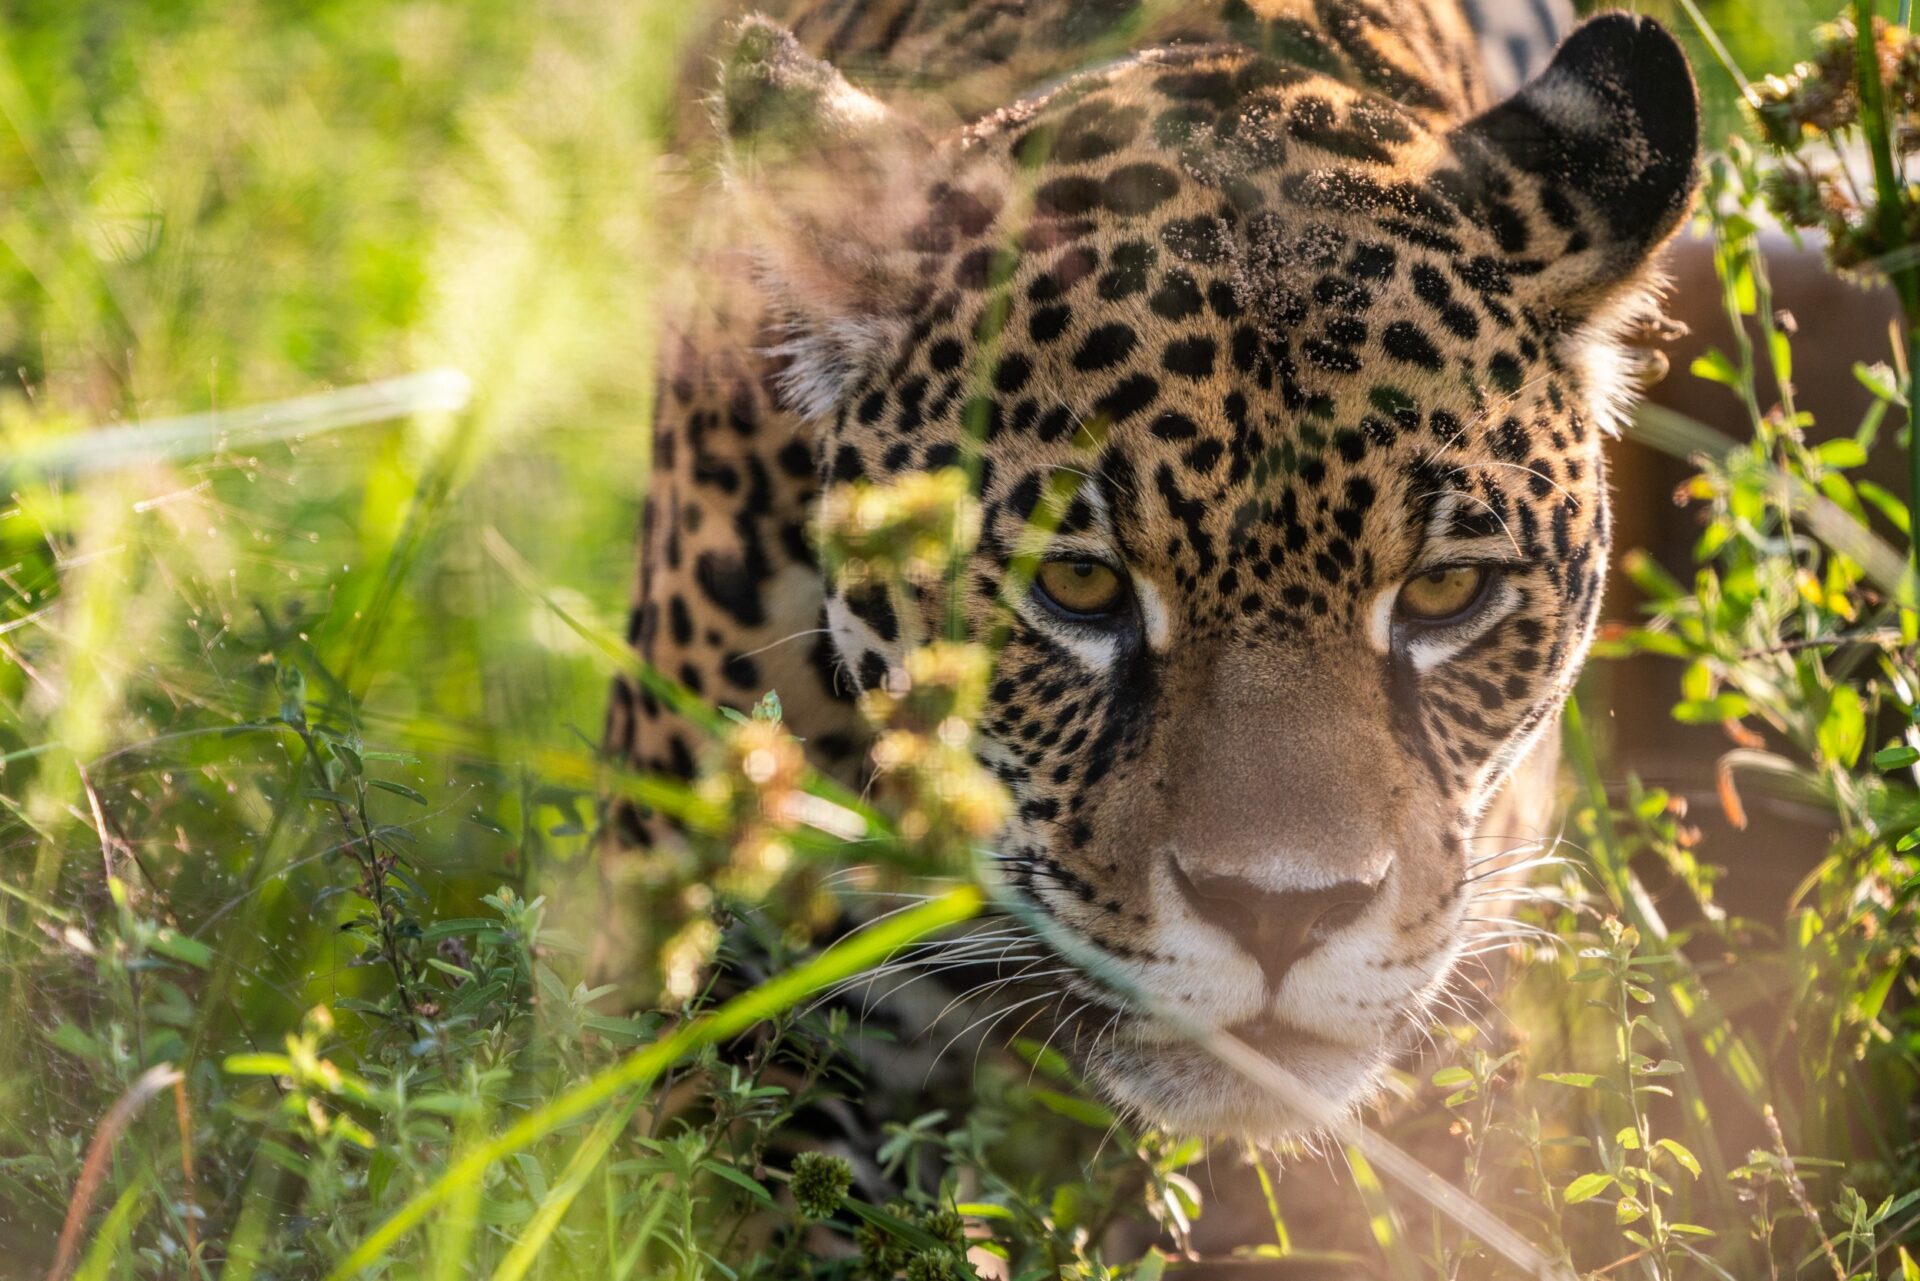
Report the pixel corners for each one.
[1397,566,1488,622]
[1034,559,1127,617]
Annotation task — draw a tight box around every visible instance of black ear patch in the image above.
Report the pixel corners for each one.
[1459,12,1699,274]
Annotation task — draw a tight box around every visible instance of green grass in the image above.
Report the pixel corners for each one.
[1,2,1917,1278]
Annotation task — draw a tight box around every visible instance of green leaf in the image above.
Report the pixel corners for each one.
[700,1159,773,1206]
[1855,361,1906,404]
[844,1200,948,1254]
[1028,1087,1115,1129]
[224,1052,295,1076]
[1657,1138,1703,1178]
[1681,659,1713,703]
[1814,438,1868,469]
[1690,349,1740,387]
[1818,684,1866,768]
[1537,1072,1601,1089]
[1429,1067,1472,1088]
[1563,1172,1615,1205]
[369,779,429,804]
[48,1022,102,1061]
[147,929,212,969]
[1874,746,1920,770]
[426,957,475,982]
[1673,693,1750,725]
[1859,480,1913,535]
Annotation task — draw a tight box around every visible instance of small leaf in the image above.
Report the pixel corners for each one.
[147,930,212,969]
[1859,481,1912,536]
[1690,349,1740,387]
[1681,659,1713,703]
[1657,1138,1703,1178]
[1814,438,1867,469]
[1429,1067,1472,1088]
[700,1159,773,1206]
[1563,1172,1615,1205]
[1028,1087,1115,1129]
[1818,685,1866,768]
[48,1023,102,1061]
[1872,746,1920,770]
[1674,694,1750,725]
[1537,1072,1601,1089]
[1855,361,1906,405]
[369,779,429,805]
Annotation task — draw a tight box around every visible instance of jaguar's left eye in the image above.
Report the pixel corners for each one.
[1396,565,1488,623]
[1034,559,1127,618]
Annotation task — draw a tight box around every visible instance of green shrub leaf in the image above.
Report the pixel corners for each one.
[1562,1173,1615,1205]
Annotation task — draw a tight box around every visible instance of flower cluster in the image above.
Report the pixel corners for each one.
[655,694,824,1001]
[1749,16,1920,273]
[861,641,1009,867]
[815,466,980,586]
[698,696,809,898]
[790,1150,854,1219]
[856,1200,975,1280]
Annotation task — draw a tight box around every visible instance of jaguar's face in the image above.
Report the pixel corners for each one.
[730,14,1697,1134]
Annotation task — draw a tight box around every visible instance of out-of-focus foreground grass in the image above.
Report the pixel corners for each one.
[1,3,1917,1279]
[0,1,700,1270]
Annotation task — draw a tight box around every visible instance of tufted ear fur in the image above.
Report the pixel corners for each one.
[1449,12,1699,312]
[715,17,954,421]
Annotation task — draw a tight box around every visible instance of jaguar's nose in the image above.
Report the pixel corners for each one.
[1171,858,1384,989]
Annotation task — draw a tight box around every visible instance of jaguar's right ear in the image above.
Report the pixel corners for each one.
[717,18,954,421]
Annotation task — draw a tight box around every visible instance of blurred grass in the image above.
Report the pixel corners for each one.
[0,0,701,896]
[0,4,711,1266]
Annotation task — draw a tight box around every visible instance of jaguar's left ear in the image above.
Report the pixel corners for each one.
[1447,11,1699,314]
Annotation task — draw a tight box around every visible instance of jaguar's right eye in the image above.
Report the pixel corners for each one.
[1034,559,1128,619]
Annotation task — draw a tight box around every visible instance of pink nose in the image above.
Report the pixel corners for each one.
[1170,859,1383,990]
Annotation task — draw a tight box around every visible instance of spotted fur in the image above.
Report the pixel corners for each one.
[602,0,1697,1138]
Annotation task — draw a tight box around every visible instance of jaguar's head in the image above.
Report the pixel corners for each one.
[719,11,1698,1136]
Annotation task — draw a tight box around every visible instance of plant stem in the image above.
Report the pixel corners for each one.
[1852,0,1920,587]
[1909,320,1920,595]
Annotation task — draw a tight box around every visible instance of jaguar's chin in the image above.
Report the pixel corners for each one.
[1079,1014,1397,1140]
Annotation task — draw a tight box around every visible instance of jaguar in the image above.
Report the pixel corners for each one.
[599,0,1700,1140]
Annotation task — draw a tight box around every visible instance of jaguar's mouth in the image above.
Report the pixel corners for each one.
[1067,1006,1400,1139]
[1222,1014,1357,1056]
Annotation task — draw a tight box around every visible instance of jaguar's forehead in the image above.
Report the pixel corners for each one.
[838,47,1602,612]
